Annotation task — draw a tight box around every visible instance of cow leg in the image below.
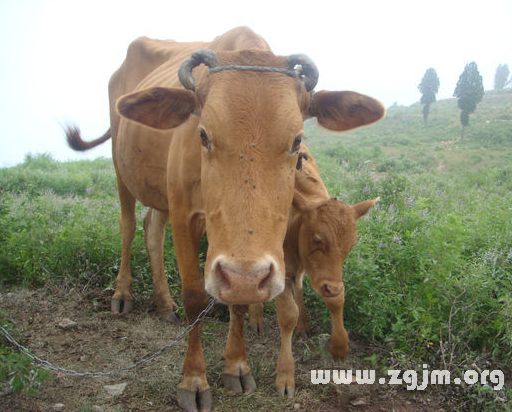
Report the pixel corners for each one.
[276,278,298,397]
[222,304,257,394]
[111,178,136,315]
[143,208,179,324]
[248,303,264,333]
[172,218,212,412]
[323,282,349,361]
[293,272,310,335]
[178,308,211,412]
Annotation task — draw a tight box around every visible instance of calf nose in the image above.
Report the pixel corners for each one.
[211,257,283,304]
[320,281,344,298]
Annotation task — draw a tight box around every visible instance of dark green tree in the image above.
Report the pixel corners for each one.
[453,62,484,138]
[494,63,510,89]
[418,68,440,125]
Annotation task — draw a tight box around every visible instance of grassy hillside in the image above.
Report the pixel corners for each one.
[303,90,512,340]
[1,90,511,409]
[305,89,512,172]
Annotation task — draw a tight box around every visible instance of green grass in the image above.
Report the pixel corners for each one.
[1,89,511,408]
[0,154,180,299]
[0,314,50,395]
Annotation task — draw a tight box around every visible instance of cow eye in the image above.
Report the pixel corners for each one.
[199,127,212,152]
[291,133,303,153]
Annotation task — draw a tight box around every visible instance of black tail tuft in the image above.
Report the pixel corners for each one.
[65,125,87,151]
[64,125,111,151]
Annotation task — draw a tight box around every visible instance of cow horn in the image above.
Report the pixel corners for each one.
[178,49,218,91]
[287,54,319,92]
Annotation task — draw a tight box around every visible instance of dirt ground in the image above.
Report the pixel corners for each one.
[0,285,448,412]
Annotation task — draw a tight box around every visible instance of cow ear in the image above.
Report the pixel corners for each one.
[352,197,380,220]
[116,87,198,130]
[311,91,385,131]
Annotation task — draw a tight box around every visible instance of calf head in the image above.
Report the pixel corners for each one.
[116,49,384,305]
[293,193,379,298]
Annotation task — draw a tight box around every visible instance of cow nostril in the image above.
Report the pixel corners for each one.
[216,263,231,290]
[257,263,274,291]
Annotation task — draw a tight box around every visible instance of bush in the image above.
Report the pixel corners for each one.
[303,146,512,372]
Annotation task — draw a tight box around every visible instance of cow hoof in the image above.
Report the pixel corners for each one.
[276,385,295,398]
[221,372,257,394]
[157,309,180,324]
[177,388,212,412]
[295,323,310,336]
[295,329,309,337]
[249,322,264,334]
[330,352,349,362]
[329,343,349,361]
[111,298,133,314]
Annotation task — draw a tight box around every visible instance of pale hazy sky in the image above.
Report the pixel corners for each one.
[1,0,510,167]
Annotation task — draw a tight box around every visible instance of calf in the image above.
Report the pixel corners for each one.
[249,145,378,396]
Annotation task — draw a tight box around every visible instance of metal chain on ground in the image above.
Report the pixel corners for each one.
[0,298,215,378]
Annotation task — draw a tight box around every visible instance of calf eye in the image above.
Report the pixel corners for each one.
[309,234,324,255]
[291,133,303,153]
[199,127,212,152]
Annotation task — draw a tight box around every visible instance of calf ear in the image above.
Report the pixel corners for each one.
[292,191,309,213]
[116,87,198,130]
[353,197,380,220]
[293,190,319,214]
[311,91,385,131]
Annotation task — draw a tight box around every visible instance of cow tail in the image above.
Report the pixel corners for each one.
[65,125,111,151]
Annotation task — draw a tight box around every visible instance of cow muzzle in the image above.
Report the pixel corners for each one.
[205,255,284,304]
[315,280,344,298]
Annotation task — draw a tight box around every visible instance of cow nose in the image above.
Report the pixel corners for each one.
[319,281,344,298]
[211,257,283,304]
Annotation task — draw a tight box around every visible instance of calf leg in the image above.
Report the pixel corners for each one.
[323,282,349,360]
[293,272,310,335]
[143,208,179,324]
[111,178,136,315]
[222,305,257,394]
[248,303,264,333]
[276,279,298,397]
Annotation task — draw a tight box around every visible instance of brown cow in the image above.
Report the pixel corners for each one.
[249,145,379,396]
[66,27,384,411]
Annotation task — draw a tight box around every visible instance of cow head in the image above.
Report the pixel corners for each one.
[293,193,379,298]
[116,49,384,305]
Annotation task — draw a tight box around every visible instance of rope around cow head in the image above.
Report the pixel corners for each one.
[178,49,319,92]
